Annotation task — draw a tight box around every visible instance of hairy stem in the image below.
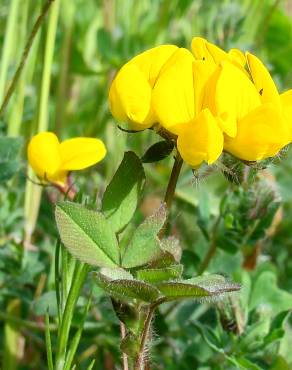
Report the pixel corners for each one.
[120,322,129,370]
[134,300,164,370]
[134,307,155,370]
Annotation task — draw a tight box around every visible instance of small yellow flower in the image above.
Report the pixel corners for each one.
[27,132,106,185]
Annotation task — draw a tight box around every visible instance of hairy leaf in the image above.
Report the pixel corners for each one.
[55,202,119,268]
[102,151,145,233]
[93,272,160,302]
[121,205,167,268]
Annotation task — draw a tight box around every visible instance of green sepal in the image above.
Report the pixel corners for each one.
[141,140,174,163]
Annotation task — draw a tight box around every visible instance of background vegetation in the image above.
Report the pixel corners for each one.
[0,0,292,369]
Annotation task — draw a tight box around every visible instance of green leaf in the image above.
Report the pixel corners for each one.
[136,265,183,283]
[235,357,263,370]
[156,275,240,301]
[0,137,22,182]
[264,311,290,346]
[55,202,119,268]
[33,291,57,316]
[121,205,167,268]
[249,271,292,314]
[0,137,22,161]
[141,140,174,163]
[102,151,145,233]
[93,271,160,302]
[159,236,182,263]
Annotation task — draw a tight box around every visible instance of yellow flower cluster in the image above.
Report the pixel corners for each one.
[27,132,106,185]
[109,37,292,167]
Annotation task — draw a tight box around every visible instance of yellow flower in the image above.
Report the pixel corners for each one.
[109,44,224,167]
[191,37,246,70]
[177,109,223,167]
[192,37,291,160]
[151,48,224,167]
[108,45,178,131]
[280,89,292,139]
[205,60,290,160]
[27,132,106,185]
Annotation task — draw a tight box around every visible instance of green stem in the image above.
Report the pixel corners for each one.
[45,313,54,370]
[7,0,29,137]
[134,300,164,370]
[0,0,20,104]
[38,0,60,131]
[0,0,55,118]
[55,0,75,134]
[55,262,89,370]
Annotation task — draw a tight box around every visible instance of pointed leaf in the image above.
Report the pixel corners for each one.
[141,140,174,163]
[122,205,167,268]
[159,236,182,263]
[156,275,240,301]
[55,202,119,268]
[102,151,145,233]
[93,272,160,302]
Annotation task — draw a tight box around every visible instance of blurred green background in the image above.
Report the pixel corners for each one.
[0,0,292,369]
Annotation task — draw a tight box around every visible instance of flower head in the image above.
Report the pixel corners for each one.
[27,132,106,186]
[108,37,292,168]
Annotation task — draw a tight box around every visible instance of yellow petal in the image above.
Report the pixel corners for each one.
[59,138,106,171]
[108,63,153,130]
[27,132,61,180]
[228,48,246,66]
[224,103,290,161]
[177,109,223,167]
[152,48,195,132]
[204,60,261,137]
[246,52,281,111]
[191,37,229,64]
[280,90,292,139]
[191,37,213,61]
[192,60,218,115]
[129,45,178,88]
[108,45,178,130]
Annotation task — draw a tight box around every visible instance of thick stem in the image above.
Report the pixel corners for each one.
[163,151,183,210]
[134,306,156,370]
[133,299,164,370]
